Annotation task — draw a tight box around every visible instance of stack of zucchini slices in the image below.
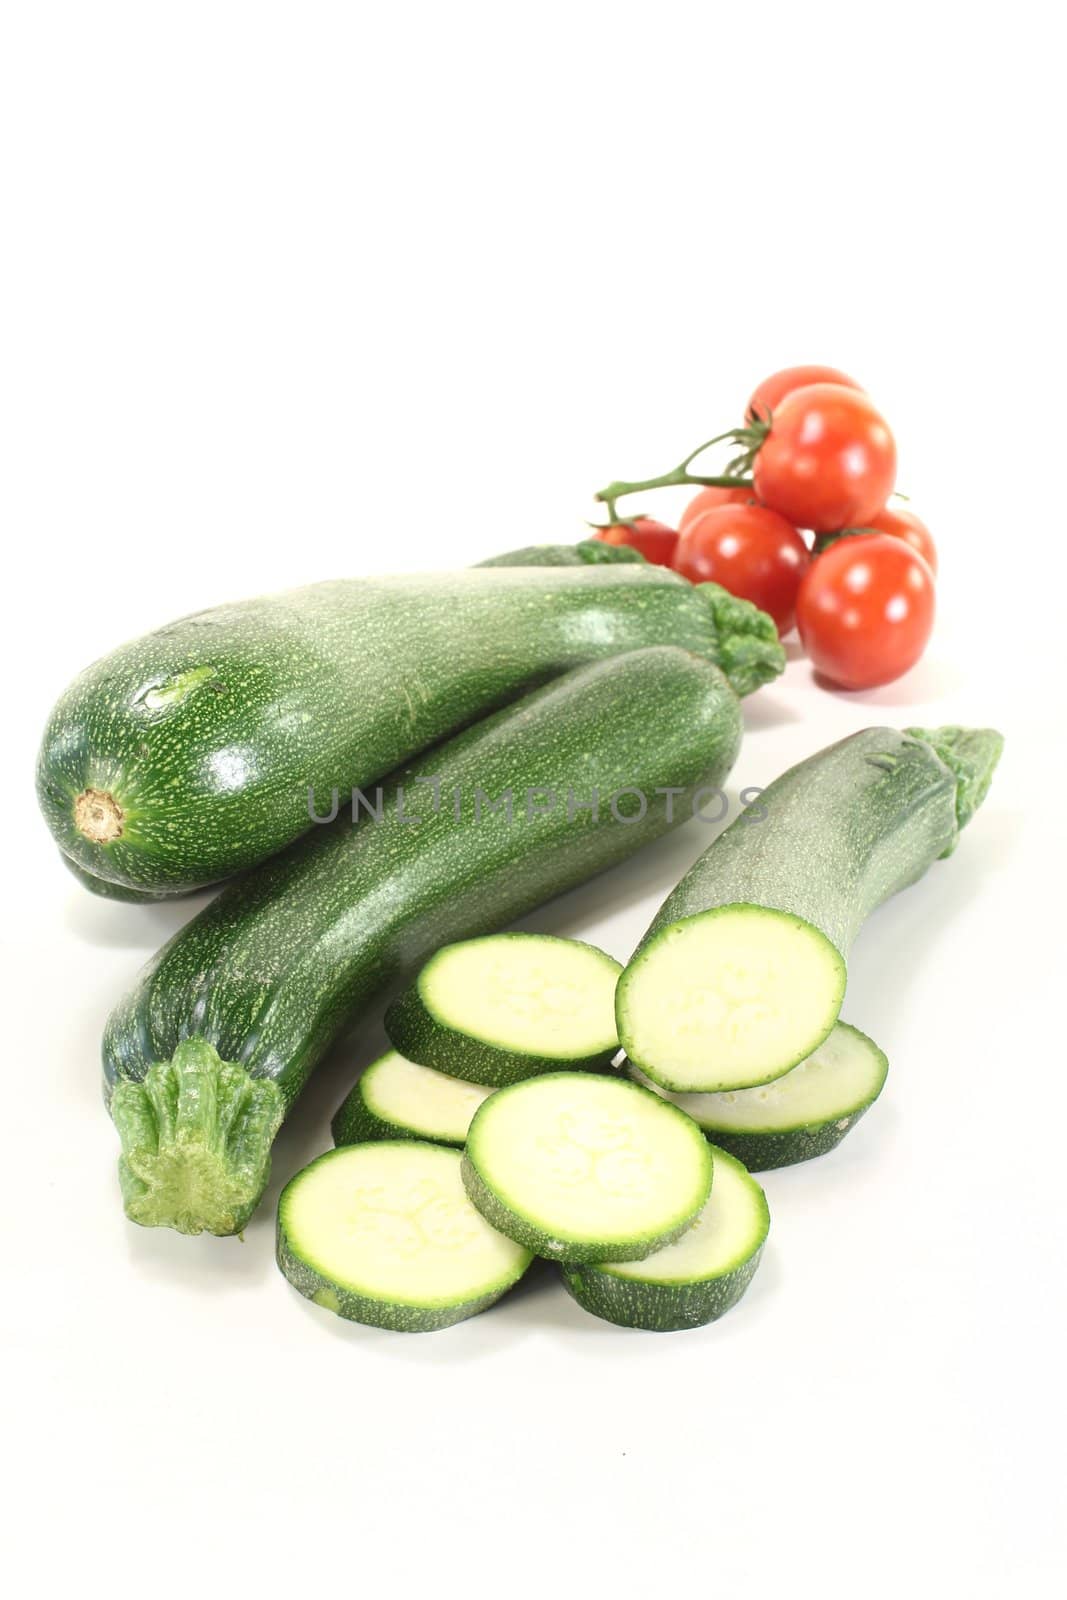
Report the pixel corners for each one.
[279,722,1006,1337]
[279,932,773,1335]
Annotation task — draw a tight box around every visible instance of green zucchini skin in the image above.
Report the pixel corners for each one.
[629,1022,889,1171]
[38,564,779,895]
[384,935,622,1086]
[694,1113,870,1173]
[560,1232,764,1332]
[478,540,646,567]
[105,645,743,1235]
[632,726,1003,960]
[59,852,184,903]
[560,1147,769,1332]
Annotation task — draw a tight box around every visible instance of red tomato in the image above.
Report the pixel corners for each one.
[796,534,935,690]
[673,504,809,635]
[678,483,760,536]
[591,516,678,567]
[747,365,863,422]
[863,506,938,575]
[753,384,897,533]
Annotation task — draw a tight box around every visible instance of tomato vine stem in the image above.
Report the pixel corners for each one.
[594,425,766,524]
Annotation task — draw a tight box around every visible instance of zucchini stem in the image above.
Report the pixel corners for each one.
[906,726,1005,843]
[698,582,786,697]
[110,1039,284,1235]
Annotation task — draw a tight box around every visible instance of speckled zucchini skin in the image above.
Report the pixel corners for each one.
[38,564,748,895]
[560,1145,769,1331]
[384,937,621,1086]
[699,1115,870,1172]
[478,540,646,567]
[59,852,184,903]
[561,1241,765,1332]
[106,646,742,1233]
[626,1022,889,1172]
[625,725,1003,971]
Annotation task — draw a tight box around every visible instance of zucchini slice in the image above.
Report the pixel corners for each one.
[618,903,846,1093]
[561,1147,769,1331]
[462,1072,712,1263]
[630,1020,888,1170]
[332,1050,494,1148]
[385,934,622,1085]
[277,1142,532,1332]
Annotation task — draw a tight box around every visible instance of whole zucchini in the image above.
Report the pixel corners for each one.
[38,565,782,895]
[106,645,744,1236]
[617,725,1003,1092]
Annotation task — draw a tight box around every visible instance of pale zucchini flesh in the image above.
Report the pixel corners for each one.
[631,1020,888,1170]
[561,1146,769,1331]
[462,1072,712,1263]
[277,1142,532,1332]
[332,1050,494,1148]
[617,904,845,1092]
[385,933,622,1085]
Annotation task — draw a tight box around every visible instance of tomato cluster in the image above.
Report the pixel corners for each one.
[592,366,937,691]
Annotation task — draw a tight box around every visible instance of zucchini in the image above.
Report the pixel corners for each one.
[478,539,646,567]
[385,933,622,1085]
[561,1146,769,1331]
[629,1020,888,1170]
[60,852,182,903]
[38,565,782,895]
[277,1141,532,1331]
[332,1051,493,1148]
[106,645,743,1235]
[617,725,1003,1092]
[461,1072,712,1263]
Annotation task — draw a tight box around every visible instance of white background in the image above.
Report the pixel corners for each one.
[2,4,1064,1595]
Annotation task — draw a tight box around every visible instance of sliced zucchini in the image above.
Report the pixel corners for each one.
[461,1071,712,1263]
[385,933,623,1086]
[277,1142,532,1332]
[616,903,846,1092]
[630,1020,888,1170]
[561,1147,769,1331]
[331,1050,494,1149]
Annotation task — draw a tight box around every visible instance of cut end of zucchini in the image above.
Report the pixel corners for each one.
[617,904,846,1093]
[561,1147,769,1331]
[386,934,622,1085]
[696,582,787,697]
[277,1142,532,1331]
[631,1019,888,1171]
[462,1072,712,1263]
[111,1039,284,1236]
[74,787,124,844]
